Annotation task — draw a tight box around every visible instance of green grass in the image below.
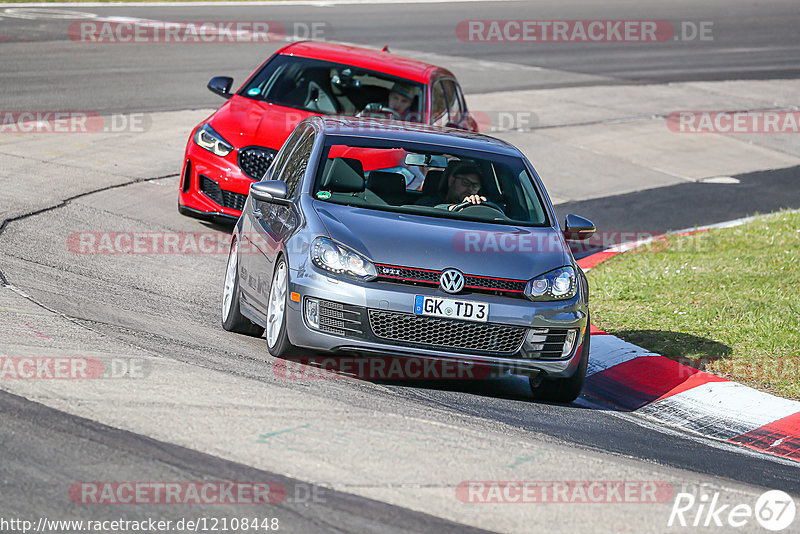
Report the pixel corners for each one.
[587,210,800,400]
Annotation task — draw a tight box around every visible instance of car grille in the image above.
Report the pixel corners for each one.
[238,146,277,180]
[523,328,573,360]
[222,189,247,212]
[316,300,365,338]
[375,263,527,298]
[368,310,526,355]
[199,175,247,212]
[376,264,440,284]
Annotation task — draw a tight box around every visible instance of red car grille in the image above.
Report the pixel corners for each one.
[375,263,527,297]
[199,175,247,212]
[238,146,277,181]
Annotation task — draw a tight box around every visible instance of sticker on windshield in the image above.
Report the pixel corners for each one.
[316,191,331,200]
[247,88,261,96]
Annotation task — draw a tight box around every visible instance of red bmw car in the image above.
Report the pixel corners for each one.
[179,41,479,221]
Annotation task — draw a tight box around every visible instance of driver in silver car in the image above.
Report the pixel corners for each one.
[417,161,487,210]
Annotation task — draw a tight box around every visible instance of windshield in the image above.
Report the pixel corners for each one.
[312,138,549,227]
[240,55,425,121]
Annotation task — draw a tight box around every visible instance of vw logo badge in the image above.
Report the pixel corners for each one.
[440,269,465,294]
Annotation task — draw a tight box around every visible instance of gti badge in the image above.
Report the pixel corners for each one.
[440,269,465,294]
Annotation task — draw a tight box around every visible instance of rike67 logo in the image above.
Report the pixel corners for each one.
[668,490,796,531]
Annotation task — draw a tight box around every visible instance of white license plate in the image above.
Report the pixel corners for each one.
[413,295,488,323]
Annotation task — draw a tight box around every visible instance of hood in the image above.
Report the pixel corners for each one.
[207,95,317,150]
[313,201,570,281]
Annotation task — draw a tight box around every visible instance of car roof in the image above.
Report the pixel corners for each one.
[277,41,448,83]
[309,116,523,157]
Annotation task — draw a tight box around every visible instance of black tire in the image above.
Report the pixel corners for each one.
[530,322,591,403]
[221,239,264,336]
[265,256,295,358]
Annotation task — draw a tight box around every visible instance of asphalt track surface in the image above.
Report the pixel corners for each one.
[1,1,800,532]
[0,0,799,112]
[0,390,490,533]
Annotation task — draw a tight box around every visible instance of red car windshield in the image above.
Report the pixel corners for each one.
[240,55,425,122]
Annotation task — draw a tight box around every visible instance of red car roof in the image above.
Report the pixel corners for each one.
[277,41,445,83]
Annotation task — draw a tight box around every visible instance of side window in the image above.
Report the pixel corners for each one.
[267,127,306,181]
[281,129,315,197]
[431,81,447,125]
[443,80,462,124]
[451,82,467,124]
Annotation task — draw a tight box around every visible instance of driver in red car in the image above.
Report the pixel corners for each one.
[361,83,420,121]
[416,161,487,209]
[387,83,415,116]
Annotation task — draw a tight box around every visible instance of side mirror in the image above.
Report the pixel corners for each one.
[563,214,596,241]
[250,180,290,205]
[207,76,234,99]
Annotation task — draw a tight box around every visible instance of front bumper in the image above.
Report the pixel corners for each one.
[178,141,255,219]
[284,262,589,379]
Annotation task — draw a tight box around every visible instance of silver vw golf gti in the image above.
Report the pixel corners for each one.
[221,116,596,402]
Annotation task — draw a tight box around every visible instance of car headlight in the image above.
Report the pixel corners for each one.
[525,266,577,301]
[193,124,233,157]
[311,237,377,281]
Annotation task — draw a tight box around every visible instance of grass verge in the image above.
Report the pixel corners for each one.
[587,209,800,400]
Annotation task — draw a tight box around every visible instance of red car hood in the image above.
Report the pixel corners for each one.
[206,95,318,150]
[208,97,407,171]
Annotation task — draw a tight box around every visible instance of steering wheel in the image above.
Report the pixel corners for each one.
[356,103,400,120]
[451,200,505,215]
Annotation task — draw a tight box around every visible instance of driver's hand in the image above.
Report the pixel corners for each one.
[464,195,486,205]
[448,195,486,210]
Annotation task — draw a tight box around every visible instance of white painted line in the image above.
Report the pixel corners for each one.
[0,0,509,7]
[700,176,740,184]
[674,208,800,235]
[587,334,658,376]
[1,7,96,18]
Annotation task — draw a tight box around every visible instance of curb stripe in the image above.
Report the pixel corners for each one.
[587,335,800,456]
[577,250,619,270]
[585,356,726,411]
[729,412,800,460]
[589,324,608,335]
[636,382,800,441]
